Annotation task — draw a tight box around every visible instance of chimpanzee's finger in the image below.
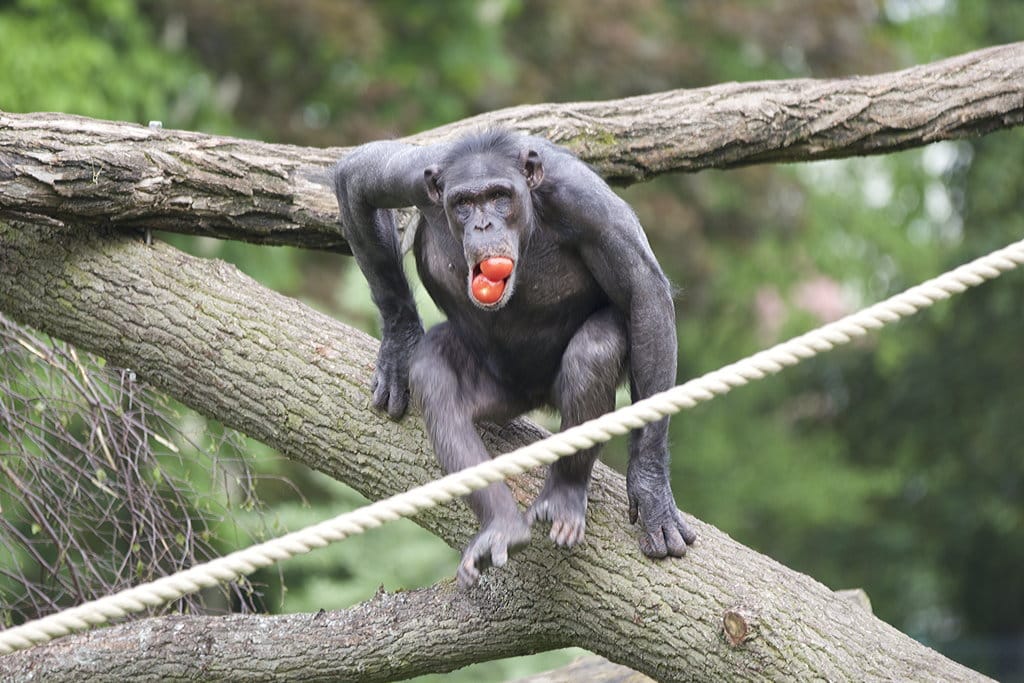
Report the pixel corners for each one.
[664,524,688,557]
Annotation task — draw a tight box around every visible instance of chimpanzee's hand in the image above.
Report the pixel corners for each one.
[372,322,423,420]
[457,513,532,588]
[626,467,697,558]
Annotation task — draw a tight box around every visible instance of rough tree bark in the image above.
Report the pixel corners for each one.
[0,227,993,682]
[2,43,1021,682]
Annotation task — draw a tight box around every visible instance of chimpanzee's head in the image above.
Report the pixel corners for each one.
[423,131,544,310]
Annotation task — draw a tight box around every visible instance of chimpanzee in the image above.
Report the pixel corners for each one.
[333,130,696,587]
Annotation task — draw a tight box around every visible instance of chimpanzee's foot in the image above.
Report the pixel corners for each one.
[628,483,697,558]
[635,505,697,558]
[527,479,589,548]
[457,513,532,588]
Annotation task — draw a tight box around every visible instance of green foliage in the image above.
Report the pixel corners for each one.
[0,0,229,130]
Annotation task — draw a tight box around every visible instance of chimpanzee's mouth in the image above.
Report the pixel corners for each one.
[469,256,515,308]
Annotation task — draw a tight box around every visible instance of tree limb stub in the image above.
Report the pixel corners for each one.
[1,43,1022,252]
[0,221,990,681]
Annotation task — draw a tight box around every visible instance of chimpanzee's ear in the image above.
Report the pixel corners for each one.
[520,149,544,190]
[424,165,443,205]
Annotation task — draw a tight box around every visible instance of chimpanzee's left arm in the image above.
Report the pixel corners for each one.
[546,156,697,557]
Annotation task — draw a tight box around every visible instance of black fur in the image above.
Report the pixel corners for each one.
[334,130,696,587]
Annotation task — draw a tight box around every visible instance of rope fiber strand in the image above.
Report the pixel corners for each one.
[2,238,1023,656]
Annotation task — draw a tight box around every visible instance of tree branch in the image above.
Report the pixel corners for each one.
[425,41,1024,179]
[0,581,542,682]
[1,43,1022,252]
[0,221,990,681]
[0,568,874,683]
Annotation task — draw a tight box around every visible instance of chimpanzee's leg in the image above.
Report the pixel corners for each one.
[409,322,532,587]
[527,307,627,547]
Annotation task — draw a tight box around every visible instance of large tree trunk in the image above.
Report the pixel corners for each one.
[3,42,1022,681]
[0,222,991,681]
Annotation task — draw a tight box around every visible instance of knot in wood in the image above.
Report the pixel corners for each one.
[723,608,753,647]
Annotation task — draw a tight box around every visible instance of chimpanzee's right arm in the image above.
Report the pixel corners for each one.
[332,141,445,419]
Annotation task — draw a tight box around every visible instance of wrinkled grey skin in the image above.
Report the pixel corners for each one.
[333,130,695,587]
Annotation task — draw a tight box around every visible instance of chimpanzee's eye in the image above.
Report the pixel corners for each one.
[492,194,511,215]
[454,199,472,221]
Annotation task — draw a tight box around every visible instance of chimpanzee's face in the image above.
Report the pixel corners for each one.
[425,151,543,309]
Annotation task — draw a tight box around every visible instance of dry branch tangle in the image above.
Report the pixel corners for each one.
[0,222,990,681]
[1,43,1022,252]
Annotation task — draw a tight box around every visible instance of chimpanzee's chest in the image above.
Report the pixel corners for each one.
[413,214,607,365]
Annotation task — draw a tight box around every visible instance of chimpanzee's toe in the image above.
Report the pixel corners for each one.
[528,481,589,548]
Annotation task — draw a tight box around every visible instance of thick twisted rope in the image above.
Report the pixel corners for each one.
[2,238,1023,655]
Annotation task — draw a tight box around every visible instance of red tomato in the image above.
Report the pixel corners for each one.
[472,273,506,304]
[479,257,514,281]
